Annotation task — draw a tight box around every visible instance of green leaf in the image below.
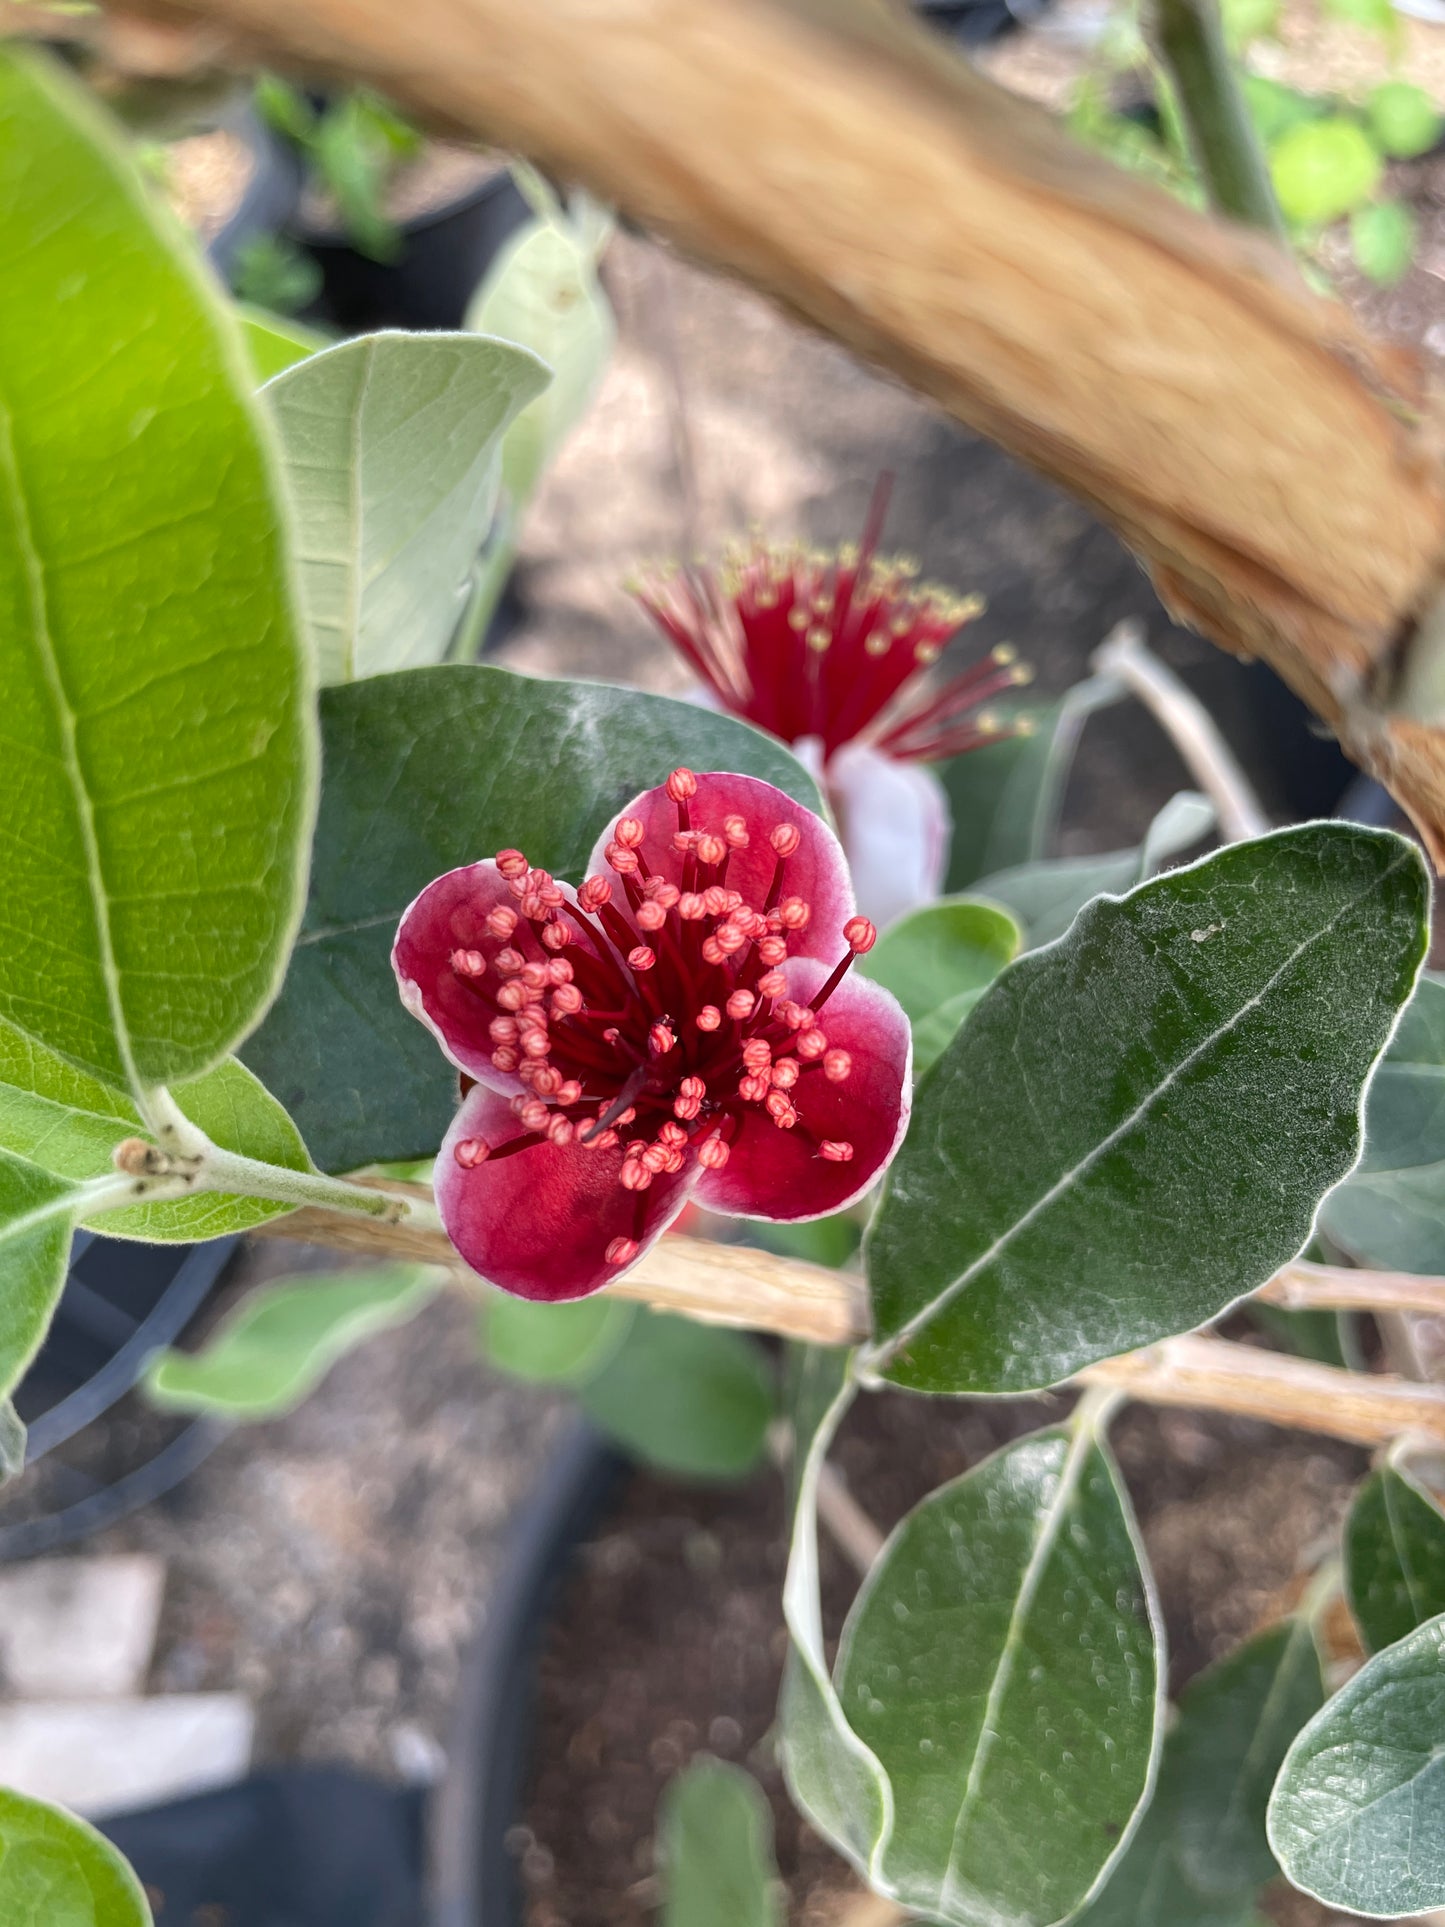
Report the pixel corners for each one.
[0,1785,152,1925]
[1346,1462,1445,1654]
[465,204,615,514]
[1078,1618,1322,1924]
[0,51,314,1096]
[1367,80,1442,158]
[1269,118,1383,226]
[860,898,1021,1024]
[865,825,1428,1395]
[1243,75,1324,145]
[265,332,550,683]
[747,1214,862,1269]
[942,683,1116,892]
[578,1311,774,1478]
[242,664,823,1172]
[0,1153,82,1400]
[483,1291,630,1385]
[1319,973,1445,1271]
[975,791,1214,951]
[1247,1300,1349,1368]
[1268,1610,1445,1916]
[659,1758,783,1927]
[238,305,326,382]
[791,1408,1160,1927]
[1320,0,1402,43]
[0,1020,310,1241]
[144,1262,443,1419]
[1351,200,1416,286]
[907,989,985,1081]
[1221,0,1278,50]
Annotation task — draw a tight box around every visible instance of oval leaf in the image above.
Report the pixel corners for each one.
[1078,1617,1322,1923]
[1269,1610,1445,1917]
[0,1153,82,1400]
[238,306,326,383]
[0,52,314,1095]
[866,825,1427,1394]
[242,665,822,1171]
[0,1785,151,1925]
[1319,973,1445,1271]
[834,1421,1160,1925]
[144,1263,443,1418]
[483,1290,630,1385]
[1270,118,1383,226]
[659,1758,782,1927]
[861,898,1021,1023]
[578,1311,774,1478]
[266,332,550,682]
[1346,1461,1445,1655]
[0,1018,310,1242]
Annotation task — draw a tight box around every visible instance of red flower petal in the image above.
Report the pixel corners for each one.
[437,1085,699,1301]
[694,956,911,1222]
[392,861,540,1091]
[587,772,854,963]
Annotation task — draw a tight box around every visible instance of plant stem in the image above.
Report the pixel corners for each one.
[199,1146,443,1226]
[1147,0,1287,241]
[1091,619,1269,841]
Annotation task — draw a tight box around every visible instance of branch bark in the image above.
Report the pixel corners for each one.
[96,0,1445,854]
[251,1205,1445,1446]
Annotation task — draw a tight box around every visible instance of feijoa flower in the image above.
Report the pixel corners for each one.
[393,771,911,1300]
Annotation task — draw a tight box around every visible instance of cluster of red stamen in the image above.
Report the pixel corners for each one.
[448,770,876,1267]
[631,479,1032,763]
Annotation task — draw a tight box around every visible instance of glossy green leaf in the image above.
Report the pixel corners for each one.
[861,899,1021,1023]
[1319,974,1445,1271]
[238,306,326,382]
[833,1421,1159,1925]
[0,1019,310,1242]
[578,1311,774,1478]
[145,1262,443,1418]
[1268,1610,1445,1916]
[465,197,615,514]
[0,1153,81,1400]
[1270,118,1383,226]
[1078,1618,1322,1924]
[265,332,549,682]
[976,791,1214,951]
[242,664,822,1171]
[0,1785,152,1925]
[0,51,314,1094]
[908,989,986,1081]
[659,1758,782,1927]
[866,826,1428,1395]
[1346,1462,1445,1654]
[483,1291,630,1385]
[1351,200,1416,286]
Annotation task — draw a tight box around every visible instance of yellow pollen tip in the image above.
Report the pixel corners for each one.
[914,642,940,664]
[991,643,1017,666]
[807,627,832,652]
[1011,665,1035,687]
[1014,715,1038,738]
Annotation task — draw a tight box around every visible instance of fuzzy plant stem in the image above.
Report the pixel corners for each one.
[1148,0,1288,241]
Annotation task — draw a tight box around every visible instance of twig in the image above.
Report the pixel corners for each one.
[1079,1335,1445,1448]
[1147,0,1286,240]
[250,1208,1445,1446]
[1091,619,1269,841]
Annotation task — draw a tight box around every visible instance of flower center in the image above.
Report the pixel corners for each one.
[447,770,876,1263]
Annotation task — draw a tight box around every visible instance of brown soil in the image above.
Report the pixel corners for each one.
[520,1383,1367,1927]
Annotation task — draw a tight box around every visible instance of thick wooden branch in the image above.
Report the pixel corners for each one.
[99,0,1445,853]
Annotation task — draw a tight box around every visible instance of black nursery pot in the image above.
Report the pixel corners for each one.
[298,168,533,335]
[206,107,304,284]
[430,1420,624,1927]
[0,1232,235,1559]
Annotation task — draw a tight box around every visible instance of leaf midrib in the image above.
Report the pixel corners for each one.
[0,377,138,1096]
[874,852,1413,1369]
[938,1426,1092,1917]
